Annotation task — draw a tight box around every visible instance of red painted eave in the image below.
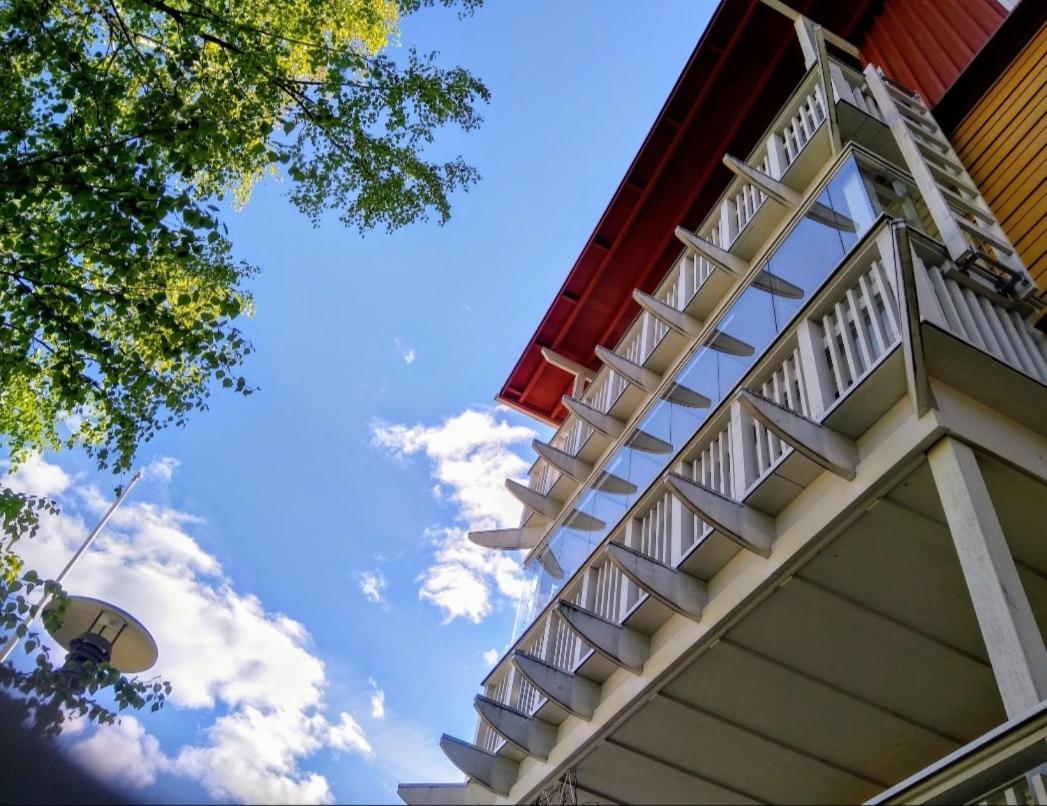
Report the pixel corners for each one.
[497,0,879,425]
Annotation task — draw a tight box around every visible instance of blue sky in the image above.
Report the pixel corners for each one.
[7,2,716,802]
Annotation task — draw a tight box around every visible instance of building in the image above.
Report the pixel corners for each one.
[400,0,1047,802]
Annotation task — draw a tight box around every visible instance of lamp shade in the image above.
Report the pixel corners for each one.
[44,595,158,674]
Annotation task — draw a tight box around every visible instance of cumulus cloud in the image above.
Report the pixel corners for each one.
[6,458,374,804]
[357,570,388,607]
[370,408,534,530]
[66,717,169,790]
[1,453,73,497]
[370,408,538,624]
[482,649,499,667]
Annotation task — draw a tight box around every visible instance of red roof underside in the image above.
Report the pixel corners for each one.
[497,0,879,425]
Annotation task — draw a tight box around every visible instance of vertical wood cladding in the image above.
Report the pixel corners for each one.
[950,22,1047,288]
[860,0,1006,106]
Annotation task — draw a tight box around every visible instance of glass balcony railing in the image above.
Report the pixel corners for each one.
[511,153,880,639]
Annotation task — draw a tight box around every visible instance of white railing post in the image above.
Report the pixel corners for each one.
[729,399,756,497]
[765,132,787,180]
[828,61,856,106]
[668,472,688,566]
[796,319,833,419]
[910,253,949,329]
[720,199,738,249]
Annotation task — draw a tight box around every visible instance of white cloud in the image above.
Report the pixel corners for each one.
[370,408,534,531]
[143,456,180,481]
[393,338,416,366]
[7,459,374,804]
[66,717,169,789]
[1,454,72,498]
[369,679,386,720]
[482,649,499,667]
[370,408,538,624]
[417,527,531,624]
[357,570,388,608]
[327,712,374,757]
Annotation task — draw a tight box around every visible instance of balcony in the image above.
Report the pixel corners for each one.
[423,46,1047,806]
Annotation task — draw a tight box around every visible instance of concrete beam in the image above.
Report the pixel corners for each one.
[664,472,776,557]
[751,268,806,300]
[473,695,557,761]
[532,438,592,482]
[595,345,662,392]
[556,601,650,673]
[674,225,750,278]
[511,651,600,719]
[633,289,704,338]
[504,479,561,520]
[537,546,565,579]
[397,782,491,806]
[563,508,606,533]
[723,154,801,207]
[560,395,625,439]
[625,428,674,455]
[706,328,756,357]
[468,527,544,551]
[927,437,1047,718]
[806,201,858,234]
[605,542,707,619]
[540,347,595,382]
[531,438,634,494]
[439,735,518,797]
[665,382,712,409]
[593,471,637,496]
[631,291,754,354]
[736,388,859,480]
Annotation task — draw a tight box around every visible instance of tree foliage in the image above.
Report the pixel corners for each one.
[0,0,486,737]
[0,0,488,473]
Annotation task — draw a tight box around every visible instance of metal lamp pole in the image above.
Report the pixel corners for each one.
[0,470,144,664]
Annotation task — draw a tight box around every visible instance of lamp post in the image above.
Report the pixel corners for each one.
[0,470,143,664]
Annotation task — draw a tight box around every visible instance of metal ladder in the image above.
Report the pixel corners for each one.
[863,65,1034,297]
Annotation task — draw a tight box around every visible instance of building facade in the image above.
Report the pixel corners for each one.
[400,1,1047,802]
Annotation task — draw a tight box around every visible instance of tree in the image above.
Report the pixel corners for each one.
[0,0,487,735]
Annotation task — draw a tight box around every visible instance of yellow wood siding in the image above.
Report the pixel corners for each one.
[951,22,1047,289]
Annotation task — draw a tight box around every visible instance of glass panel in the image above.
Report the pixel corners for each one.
[767,154,877,325]
[825,156,876,252]
[765,187,846,301]
[712,286,778,396]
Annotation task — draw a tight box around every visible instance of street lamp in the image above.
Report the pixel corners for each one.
[0,470,143,664]
[44,595,158,675]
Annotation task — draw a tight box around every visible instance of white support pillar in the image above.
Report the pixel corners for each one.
[927,437,1047,718]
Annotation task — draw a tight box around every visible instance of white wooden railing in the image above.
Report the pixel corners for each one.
[921,259,1047,383]
[776,79,827,171]
[819,259,902,402]
[751,346,811,479]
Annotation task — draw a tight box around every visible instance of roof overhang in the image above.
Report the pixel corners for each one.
[497,0,879,424]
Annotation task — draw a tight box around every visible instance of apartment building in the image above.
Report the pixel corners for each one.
[400,0,1047,802]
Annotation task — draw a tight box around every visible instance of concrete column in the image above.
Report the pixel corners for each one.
[927,437,1047,718]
